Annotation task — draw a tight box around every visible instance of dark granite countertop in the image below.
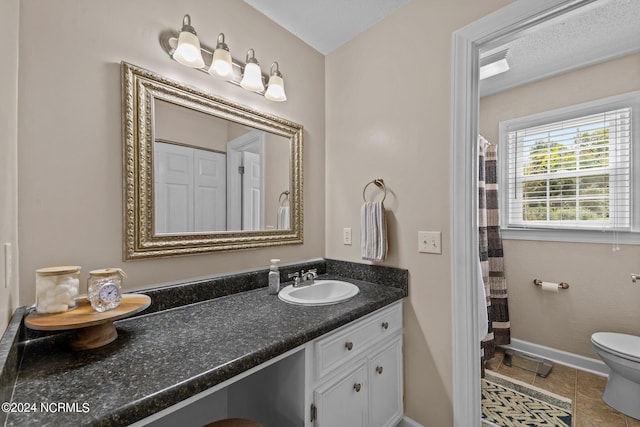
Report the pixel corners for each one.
[4,273,405,426]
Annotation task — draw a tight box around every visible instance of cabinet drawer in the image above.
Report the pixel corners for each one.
[315,302,402,378]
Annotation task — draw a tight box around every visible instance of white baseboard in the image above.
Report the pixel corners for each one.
[501,338,609,377]
[397,415,424,427]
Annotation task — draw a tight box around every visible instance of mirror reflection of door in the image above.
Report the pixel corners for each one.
[153,98,290,234]
[154,141,226,233]
[227,130,265,231]
[242,151,263,230]
[194,149,227,232]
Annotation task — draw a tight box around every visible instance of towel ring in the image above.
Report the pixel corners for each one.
[279,190,290,206]
[362,178,387,203]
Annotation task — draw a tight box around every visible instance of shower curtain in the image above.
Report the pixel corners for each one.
[478,135,510,368]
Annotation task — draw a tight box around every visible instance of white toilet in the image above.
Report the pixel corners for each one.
[591,332,640,420]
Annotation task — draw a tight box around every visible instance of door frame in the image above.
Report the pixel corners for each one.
[450,1,594,425]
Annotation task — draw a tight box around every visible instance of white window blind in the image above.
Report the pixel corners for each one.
[506,107,631,231]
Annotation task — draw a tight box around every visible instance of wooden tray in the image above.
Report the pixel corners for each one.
[25,294,151,350]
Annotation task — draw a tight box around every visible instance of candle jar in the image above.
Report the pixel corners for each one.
[35,266,81,314]
[87,268,125,312]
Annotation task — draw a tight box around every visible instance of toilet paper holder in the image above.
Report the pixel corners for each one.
[533,279,569,289]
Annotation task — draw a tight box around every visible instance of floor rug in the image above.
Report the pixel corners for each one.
[482,371,572,427]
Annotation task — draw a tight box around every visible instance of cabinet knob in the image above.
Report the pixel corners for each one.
[376,366,384,375]
[381,322,389,330]
[345,341,354,351]
[353,383,362,392]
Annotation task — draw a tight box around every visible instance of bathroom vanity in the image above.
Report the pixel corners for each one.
[0,260,407,427]
[309,302,403,427]
[139,301,402,427]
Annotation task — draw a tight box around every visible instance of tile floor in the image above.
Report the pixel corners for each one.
[485,348,640,427]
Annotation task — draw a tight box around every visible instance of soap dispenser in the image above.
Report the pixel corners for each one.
[268,259,281,295]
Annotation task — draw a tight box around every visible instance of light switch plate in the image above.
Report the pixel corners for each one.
[343,228,352,245]
[418,231,442,254]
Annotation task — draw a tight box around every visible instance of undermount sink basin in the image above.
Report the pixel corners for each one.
[278,280,360,306]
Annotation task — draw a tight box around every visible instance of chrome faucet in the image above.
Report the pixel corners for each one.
[288,269,318,287]
[632,274,640,283]
[302,269,318,285]
[287,272,300,286]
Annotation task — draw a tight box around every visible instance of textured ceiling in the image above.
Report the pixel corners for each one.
[244,0,638,92]
[243,0,410,54]
[480,0,640,96]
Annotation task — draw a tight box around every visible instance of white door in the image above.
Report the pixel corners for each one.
[242,151,262,230]
[194,150,226,232]
[155,142,227,233]
[313,361,368,427]
[369,336,403,427]
[154,142,193,234]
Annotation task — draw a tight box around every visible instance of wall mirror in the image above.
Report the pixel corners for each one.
[122,62,303,259]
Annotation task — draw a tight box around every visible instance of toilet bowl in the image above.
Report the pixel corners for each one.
[591,332,640,420]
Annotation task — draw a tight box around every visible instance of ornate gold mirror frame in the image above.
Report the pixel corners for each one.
[122,62,303,259]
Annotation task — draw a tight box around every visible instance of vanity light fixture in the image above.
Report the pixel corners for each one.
[208,33,233,80]
[240,49,265,93]
[172,15,205,69]
[265,62,287,102]
[160,14,287,101]
[479,48,510,80]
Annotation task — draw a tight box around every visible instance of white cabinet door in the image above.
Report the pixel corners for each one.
[309,303,404,427]
[314,361,368,427]
[369,336,403,427]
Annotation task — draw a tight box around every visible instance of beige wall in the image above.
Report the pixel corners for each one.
[17,0,325,305]
[480,53,640,359]
[154,99,230,152]
[325,1,512,425]
[0,0,20,332]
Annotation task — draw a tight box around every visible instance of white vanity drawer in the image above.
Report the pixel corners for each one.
[314,302,402,379]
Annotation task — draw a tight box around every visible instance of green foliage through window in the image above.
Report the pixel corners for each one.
[520,128,611,222]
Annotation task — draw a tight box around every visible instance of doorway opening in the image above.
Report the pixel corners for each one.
[451,1,602,425]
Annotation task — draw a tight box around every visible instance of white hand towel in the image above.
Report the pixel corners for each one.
[361,201,388,262]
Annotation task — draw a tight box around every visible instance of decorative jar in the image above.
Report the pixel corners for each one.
[35,266,81,314]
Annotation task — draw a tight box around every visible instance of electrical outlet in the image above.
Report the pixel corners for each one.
[418,231,442,254]
[343,228,352,245]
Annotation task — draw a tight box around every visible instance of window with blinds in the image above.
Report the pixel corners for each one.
[501,95,636,232]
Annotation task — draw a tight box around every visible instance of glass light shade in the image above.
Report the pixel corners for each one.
[208,49,233,80]
[265,75,287,102]
[240,62,265,92]
[173,31,205,68]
